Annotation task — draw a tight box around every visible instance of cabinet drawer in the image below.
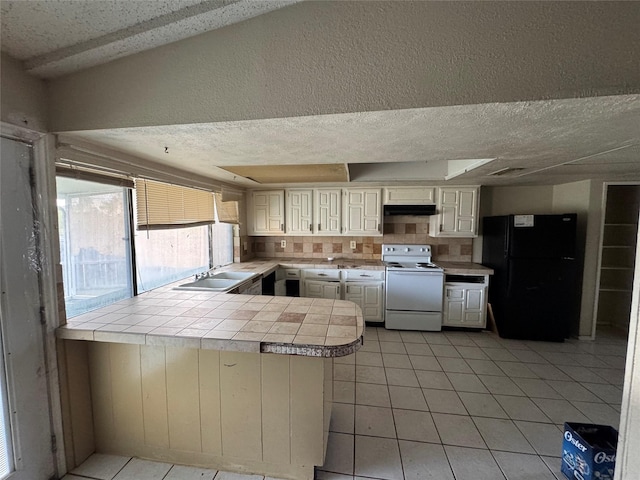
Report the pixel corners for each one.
[277,268,301,280]
[342,270,384,281]
[302,269,341,281]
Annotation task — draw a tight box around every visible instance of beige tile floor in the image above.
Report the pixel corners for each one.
[65,327,627,480]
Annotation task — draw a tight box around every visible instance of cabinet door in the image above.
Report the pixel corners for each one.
[287,189,313,235]
[443,286,465,325]
[250,190,285,234]
[344,284,364,304]
[344,189,381,236]
[315,189,342,234]
[345,282,384,323]
[456,189,477,235]
[430,187,478,237]
[383,187,435,205]
[443,285,486,328]
[362,283,384,323]
[305,280,340,299]
[463,287,486,327]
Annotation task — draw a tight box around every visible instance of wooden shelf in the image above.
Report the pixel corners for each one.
[597,185,640,329]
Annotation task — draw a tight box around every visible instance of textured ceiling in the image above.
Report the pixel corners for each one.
[65,95,640,187]
[0,0,299,77]
[3,1,639,188]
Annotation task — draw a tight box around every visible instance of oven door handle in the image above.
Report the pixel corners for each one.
[387,271,443,277]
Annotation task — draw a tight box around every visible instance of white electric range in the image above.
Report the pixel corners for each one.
[382,244,444,331]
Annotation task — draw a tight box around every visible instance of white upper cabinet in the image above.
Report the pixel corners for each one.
[429,187,479,237]
[286,189,314,235]
[343,188,382,236]
[315,188,342,235]
[248,190,285,235]
[383,187,436,205]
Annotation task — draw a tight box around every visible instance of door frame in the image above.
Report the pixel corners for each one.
[1,123,66,476]
[591,181,640,340]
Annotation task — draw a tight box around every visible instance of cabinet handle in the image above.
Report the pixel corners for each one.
[309,224,313,232]
[440,224,443,232]
[346,285,350,294]
[318,273,327,277]
[378,223,381,232]
[318,223,321,231]
[281,223,284,231]
[360,274,372,277]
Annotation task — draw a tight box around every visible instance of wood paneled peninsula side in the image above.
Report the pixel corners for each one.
[57,271,364,480]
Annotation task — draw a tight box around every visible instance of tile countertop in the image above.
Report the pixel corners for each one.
[57,281,365,358]
[436,261,494,275]
[56,259,492,357]
[228,258,492,274]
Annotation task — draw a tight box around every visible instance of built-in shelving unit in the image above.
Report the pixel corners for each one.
[596,186,640,331]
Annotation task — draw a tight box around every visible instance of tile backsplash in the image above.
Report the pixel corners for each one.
[247,215,472,262]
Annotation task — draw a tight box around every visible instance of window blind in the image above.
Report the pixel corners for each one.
[136,179,215,229]
[56,165,135,189]
[214,192,240,224]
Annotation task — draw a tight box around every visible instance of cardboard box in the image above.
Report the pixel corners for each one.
[561,422,617,480]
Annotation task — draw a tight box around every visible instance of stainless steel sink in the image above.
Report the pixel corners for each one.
[209,271,256,281]
[173,271,258,291]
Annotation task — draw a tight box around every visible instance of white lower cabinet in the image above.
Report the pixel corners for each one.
[443,278,487,328]
[304,280,341,299]
[302,270,341,299]
[301,269,385,322]
[344,282,384,324]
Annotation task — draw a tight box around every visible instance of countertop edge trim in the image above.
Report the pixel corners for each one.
[260,335,363,357]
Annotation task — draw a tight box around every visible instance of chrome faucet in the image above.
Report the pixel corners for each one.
[195,265,223,280]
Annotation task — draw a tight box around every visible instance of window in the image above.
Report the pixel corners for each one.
[211,222,234,267]
[134,225,210,293]
[56,175,237,314]
[56,177,133,317]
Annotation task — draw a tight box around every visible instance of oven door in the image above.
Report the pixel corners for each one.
[386,270,444,311]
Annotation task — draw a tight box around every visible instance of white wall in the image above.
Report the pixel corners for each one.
[487,186,554,216]
[473,185,554,262]
[47,1,640,131]
[1,53,48,132]
[552,180,602,338]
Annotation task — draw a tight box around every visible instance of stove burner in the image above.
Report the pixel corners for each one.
[416,262,438,269]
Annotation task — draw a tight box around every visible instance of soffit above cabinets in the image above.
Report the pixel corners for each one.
[348,159,495,182]
[61,95,640,188]
[221,164,349,184]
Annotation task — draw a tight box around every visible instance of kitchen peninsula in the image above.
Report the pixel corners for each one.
[57,260,367,480]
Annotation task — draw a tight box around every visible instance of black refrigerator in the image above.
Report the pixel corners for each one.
[482,214,581,342]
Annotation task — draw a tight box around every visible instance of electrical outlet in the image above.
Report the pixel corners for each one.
[350,240,356,249]
[281,240,286,248]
